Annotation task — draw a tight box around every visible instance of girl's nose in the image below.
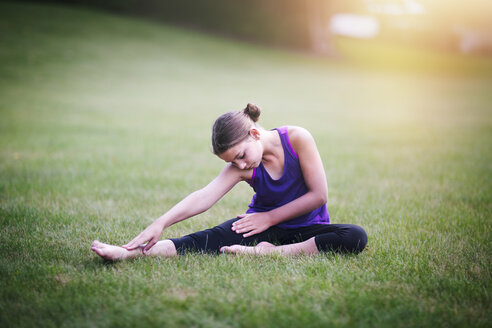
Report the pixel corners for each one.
[239,162,247,170]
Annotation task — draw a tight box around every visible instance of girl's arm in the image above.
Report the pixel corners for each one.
[232,126,328,237]
[123,164,250,252]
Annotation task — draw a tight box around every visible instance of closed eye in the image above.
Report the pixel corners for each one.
[240,153,245,159]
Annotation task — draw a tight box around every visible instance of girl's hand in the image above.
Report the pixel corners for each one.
[232,212,272,238]
[122,221,164,254]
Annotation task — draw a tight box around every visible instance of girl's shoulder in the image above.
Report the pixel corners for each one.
[284,126,317,155]
[285,125,315,143]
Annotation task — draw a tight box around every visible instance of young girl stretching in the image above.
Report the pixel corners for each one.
[91,104,367,260]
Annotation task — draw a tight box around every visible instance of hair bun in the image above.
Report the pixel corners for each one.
[243,103,261,122]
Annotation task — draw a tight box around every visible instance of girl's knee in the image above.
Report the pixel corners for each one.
[347,225,367,253]
[315,224,368,254]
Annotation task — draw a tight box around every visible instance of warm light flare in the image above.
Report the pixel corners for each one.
[327,0,492,70]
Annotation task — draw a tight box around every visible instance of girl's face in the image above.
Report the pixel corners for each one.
[218,129,263,170]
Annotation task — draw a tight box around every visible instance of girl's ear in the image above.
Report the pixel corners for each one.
[249,128,260,140]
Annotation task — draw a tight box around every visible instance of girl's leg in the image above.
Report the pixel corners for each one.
[169,217,284,254]
[91,239,177,261]
[91,217,283,260]
[221,224,367,256]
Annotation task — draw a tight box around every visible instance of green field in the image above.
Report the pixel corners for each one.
[1,2,491,327]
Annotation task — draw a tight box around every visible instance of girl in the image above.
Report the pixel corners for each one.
[91,104,367,260]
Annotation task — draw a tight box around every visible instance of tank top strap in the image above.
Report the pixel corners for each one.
[276,126,298,159]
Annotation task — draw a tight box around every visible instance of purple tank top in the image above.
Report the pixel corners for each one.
[246,126,330,229]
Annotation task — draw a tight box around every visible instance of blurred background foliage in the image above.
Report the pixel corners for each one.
[21,0,492,58]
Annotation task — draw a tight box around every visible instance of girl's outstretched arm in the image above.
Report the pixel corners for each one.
[122,164,250,253]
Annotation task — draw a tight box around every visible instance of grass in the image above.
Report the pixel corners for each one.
[0,2,491,327]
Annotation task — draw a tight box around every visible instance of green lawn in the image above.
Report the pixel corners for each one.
[0,2,491,327]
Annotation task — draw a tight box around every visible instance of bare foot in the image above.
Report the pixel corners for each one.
[220,238,319,256]
[220,241,276,255]
[91,240,142,261]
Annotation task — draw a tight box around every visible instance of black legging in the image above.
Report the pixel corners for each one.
[170,217,367,255]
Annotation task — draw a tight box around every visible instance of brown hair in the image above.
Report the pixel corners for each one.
[212,103,261,155]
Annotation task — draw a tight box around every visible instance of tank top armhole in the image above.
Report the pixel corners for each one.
[279,126,298,159]
[247,167,257,188]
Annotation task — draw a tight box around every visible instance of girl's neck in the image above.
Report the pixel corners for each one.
[260,129,282,161]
